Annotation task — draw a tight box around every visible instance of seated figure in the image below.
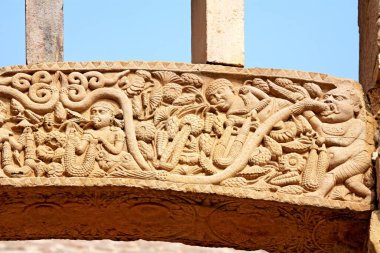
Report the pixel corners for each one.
[79,101,125,172]
[78,101,125,155]
[63,101,130,177]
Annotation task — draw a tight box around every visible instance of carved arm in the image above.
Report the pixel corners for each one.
[99,136,124,155]
[303,111,322,133]
[243,86,270,99]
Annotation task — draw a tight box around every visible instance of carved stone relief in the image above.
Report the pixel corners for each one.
[0,186,370,252]
[0,61,375,206]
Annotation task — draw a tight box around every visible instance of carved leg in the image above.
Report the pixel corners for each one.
[345,175,373,202]
[306,151,370,199]
[305,173,335,198]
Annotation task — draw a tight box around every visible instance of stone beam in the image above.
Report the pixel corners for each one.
[0,183,371,252]
[25,0,64,64]
[191,0,244,67]
[0,61,375,252]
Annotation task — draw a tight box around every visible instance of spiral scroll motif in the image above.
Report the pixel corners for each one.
[12,73,32,92]
[0,65,374,206]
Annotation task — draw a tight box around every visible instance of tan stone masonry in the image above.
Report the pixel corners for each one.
[0,61,374,252]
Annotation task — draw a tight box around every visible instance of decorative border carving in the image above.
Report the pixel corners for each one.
[0,185,370,252]
[0,61,373,211]
[0,61,349,85]
[0,177,371,211]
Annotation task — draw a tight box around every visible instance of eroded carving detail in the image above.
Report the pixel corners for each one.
[0,65,374,204]
[0,186,369,252]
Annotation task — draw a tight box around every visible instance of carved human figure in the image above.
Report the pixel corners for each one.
[74,101,126,175]
[204,79,292,169]
[35,113,66,176]
[205,78,291,121]
[303,87,372,200]
[78,101,124,154]
[3,120,38,177]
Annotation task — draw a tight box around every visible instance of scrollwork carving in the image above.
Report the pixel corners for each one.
[0,64,375,205]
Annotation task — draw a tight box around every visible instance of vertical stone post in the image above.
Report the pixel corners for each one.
[191,0,244,67]
[369,211,380,253]
[359,0,380,112]
[359,1,380,252]
[359,0,380,202]
[25,0,64,64]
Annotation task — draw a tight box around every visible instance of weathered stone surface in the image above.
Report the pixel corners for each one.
[0,239,263,253]
[25,0,63,64]
[369,211,380,253]
[359,2,380,235]
[0,61,375,252]
[0,185,371,252]
[191,0,244,66]
[359,0,380,114]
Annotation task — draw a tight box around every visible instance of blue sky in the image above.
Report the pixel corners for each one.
[0,0,358,80]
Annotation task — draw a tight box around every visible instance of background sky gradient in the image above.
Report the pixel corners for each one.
[0,0,358,80]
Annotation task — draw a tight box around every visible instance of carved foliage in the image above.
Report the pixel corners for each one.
[0,67,375,204]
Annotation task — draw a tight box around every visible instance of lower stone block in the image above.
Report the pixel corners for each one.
[0,61,375,252]
[0,178,371,252]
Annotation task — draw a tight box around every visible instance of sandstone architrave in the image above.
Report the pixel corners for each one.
[0,61,375,252]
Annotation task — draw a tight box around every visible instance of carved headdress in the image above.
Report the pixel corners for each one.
[91,101,122,117]
[205,78,233,100]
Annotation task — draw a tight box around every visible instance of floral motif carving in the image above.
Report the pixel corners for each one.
[0,62,375,205]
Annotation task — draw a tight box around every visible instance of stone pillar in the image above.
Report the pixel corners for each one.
[368,211,380,253]
[191,0,244,67]
[359,0,380,112]
[359,2,380,252]
[25,0,64,64]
